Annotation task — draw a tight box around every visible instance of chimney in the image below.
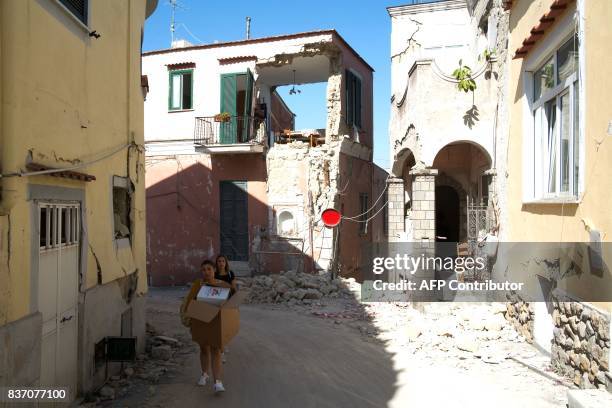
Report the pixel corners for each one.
[246,17,251,40]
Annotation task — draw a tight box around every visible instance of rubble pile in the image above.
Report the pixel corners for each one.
[242,271,351,304]
[364,302,539,365]
[86,325,192,405]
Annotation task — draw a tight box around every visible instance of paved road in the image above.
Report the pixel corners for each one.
[110,288,567,408]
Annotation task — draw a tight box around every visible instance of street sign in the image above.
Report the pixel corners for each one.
[321,208,341,227]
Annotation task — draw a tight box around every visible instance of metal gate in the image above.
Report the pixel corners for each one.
[467,198,488,242]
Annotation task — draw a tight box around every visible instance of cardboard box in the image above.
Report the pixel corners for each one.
[186,290,247,348]
[196,285,231,305]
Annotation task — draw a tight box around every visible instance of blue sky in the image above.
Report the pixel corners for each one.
[143,0,407,169]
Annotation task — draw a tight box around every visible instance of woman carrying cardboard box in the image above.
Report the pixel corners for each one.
[180,260,231,393]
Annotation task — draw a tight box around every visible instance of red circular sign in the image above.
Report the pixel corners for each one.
[321,208,341,227]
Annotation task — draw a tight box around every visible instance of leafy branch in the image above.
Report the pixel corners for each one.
[452,59,476,93]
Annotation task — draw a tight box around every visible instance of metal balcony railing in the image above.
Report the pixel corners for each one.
[194,115,266,146]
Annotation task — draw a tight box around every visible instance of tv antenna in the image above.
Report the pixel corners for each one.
[167,0,187,45]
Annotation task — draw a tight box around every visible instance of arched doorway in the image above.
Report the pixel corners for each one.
[432,141,492,243]
[435,186,459,242]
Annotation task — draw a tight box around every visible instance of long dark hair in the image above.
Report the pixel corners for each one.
[215,255,230,276]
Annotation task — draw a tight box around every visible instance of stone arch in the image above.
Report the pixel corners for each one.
[429,139,492,169]
[391,147,416,177]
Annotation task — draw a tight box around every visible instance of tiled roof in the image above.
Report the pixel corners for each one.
[218,56,257,65]
[26,163,96,182]
[513,0,575,59]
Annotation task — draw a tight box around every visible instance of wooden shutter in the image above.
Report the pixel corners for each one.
[345,70,354,125]
[220,74,238,144]
[241,69,255,141]
[355,76,362,128]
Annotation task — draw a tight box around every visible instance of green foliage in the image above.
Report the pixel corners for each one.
[452,60,477,93]
[482,48,496,61]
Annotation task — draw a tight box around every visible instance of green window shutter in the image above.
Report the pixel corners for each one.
[220,74,238,144]
[355,76,362,128]
[346,69,354,125]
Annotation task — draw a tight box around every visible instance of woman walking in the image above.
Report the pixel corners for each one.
[180,259,230,393]
[215,255,237,291]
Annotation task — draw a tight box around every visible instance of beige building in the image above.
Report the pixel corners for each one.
[0,0,157,399]
[504,0,611,389]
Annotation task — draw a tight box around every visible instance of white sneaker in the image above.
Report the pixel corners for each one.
[213,380,225,393]
[197,373,209,386]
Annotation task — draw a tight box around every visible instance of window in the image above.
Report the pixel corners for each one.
[39,204,79,249]
[168,69,193,111]
[345,69,362,128]
[359,193,369,234]
[113,177,132,240]
[531,34,580,198]
[58,0,88,25]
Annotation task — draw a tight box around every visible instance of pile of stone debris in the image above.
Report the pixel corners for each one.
[86,325,192,405]
[240,271,352,304]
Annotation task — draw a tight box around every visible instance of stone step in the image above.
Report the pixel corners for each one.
[567,389,612,408]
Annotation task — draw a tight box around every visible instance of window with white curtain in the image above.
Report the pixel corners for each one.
[532,34,580,198]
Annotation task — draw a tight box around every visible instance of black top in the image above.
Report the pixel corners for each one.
[215,270,235,284]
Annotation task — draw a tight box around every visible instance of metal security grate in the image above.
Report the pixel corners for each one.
[58,0,88,24]
[467,199,488,242]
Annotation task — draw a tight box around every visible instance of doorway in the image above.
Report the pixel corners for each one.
[37,202,80,390]
[435,186,460,242]
[219,181,249,262]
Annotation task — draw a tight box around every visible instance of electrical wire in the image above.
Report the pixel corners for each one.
[0,142,133,179]
[342,199,389,224]
[341,175,392,220]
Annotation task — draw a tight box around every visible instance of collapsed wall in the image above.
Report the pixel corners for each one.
[253,141,342,274]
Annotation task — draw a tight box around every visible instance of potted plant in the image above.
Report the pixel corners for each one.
[214,112,231,122]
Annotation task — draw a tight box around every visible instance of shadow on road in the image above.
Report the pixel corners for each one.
[102,285,399,408]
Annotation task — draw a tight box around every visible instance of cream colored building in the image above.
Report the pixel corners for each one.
[505,0,611,389]
[0,0,157,399]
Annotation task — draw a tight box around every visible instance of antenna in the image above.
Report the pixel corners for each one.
[167,0,187,46]
[246,17,251,40]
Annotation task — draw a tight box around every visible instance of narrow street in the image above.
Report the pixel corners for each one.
[91,281,570,408]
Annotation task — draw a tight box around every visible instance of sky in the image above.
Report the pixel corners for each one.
[143,0,408,170]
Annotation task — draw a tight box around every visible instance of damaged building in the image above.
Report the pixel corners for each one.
[0,0,158,400]
[143,30,385,285]
[386,0,504,245]
[387,0,612,390]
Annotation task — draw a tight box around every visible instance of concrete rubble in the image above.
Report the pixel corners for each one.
[241,270,352,305]
[82,324,193,406]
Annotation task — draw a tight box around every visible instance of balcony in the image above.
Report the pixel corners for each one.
[193,115,266,154]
